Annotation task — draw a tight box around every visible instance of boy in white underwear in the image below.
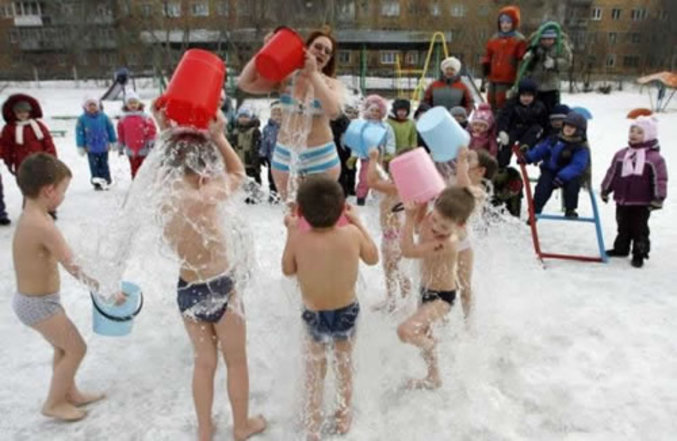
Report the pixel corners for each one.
[12,153,110,421]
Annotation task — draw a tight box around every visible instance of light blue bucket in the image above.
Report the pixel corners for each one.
[91,281,143,337]
[343,119,387,158]
[416,106,470,162]
[571,106,593,120]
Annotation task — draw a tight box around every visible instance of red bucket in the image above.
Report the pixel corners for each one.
[255,27,306,82]
[157,49,225,129]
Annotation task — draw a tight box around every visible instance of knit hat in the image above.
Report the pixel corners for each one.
[631,116,658,142]
[518,78,538,96]
[83,96,100,109]
[12,100,32,113]
[237,107,254,118]
[563,111,587,134]
[124,90,140,105]
[450,106,468,121]
[549,104,570,120]
[470,103,494,128]
[541,26,558,39]
[440,57,462,73]
[392,98,411,116]
[364,94,387,118]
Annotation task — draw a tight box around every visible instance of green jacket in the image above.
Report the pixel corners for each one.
[386,117,418,152]
[518,21,572,92]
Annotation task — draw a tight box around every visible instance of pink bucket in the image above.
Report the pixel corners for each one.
[389,148,445,204]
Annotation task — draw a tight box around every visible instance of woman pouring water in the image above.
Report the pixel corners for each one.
[238,27,343,203]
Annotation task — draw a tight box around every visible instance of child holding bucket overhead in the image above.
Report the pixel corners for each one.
[11,153,118,421]
[366,148,412,312]
[282,176,379,439]
[354,94,396,205]
[154,105,267,441]
[397,184,476,388]
[237,26,344,203]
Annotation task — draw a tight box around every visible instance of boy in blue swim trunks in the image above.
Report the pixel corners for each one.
[282,176,378,440]
[398,186,476,389]
[156,107,266,441]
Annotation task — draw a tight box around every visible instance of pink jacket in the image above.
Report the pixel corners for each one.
[469,132,499,158]
[117,111,157,157]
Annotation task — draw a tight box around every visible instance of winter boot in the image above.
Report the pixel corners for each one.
[606,249,629,257]
[565,209,579,219]
[631,254,644,268]
[357,197,366,206]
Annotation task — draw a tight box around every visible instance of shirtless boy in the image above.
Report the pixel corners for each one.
[397,185,476,389]
[282,176,378,440]
[12,153,106,421]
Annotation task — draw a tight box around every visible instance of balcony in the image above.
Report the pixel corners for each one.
[14,15,43,26]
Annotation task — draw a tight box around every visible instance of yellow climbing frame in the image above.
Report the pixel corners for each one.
[395,32,450,101]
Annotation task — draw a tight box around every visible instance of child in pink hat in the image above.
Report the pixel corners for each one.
[468,103,498,157]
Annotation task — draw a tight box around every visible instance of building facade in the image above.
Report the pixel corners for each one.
[0,0,674,82]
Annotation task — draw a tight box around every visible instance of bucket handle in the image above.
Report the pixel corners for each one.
[90,291,144,322]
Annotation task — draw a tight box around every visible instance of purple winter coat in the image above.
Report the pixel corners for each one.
[601,140,668,206]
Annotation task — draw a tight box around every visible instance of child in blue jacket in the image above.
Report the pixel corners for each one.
[76,97,117,190]
[520,111,589,218]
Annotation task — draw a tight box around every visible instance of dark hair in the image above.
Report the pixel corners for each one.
[296,176,345,228]
[163,131,219,176]
[306,26,337,78]
[434,186,476,224]
[17,153,72,198]
[477,150,498,180]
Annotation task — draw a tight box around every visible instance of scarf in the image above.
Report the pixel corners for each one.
[15,119,44,145]
[621,147,647,177]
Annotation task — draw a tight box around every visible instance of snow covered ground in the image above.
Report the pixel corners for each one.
[0,83,676,441]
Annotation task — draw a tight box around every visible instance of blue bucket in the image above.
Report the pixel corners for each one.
[343,119,387,158]
[416,106,470,162]
[91,281,143,337]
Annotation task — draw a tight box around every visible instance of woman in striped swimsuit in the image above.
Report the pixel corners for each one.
[238,27,343,203]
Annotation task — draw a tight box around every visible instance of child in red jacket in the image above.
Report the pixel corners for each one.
[1,94,57,175]
[117,92,157,178]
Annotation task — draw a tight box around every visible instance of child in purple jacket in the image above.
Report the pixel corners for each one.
[601,116,668,268]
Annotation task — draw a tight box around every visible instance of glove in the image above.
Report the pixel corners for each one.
[553,177,564,189]
[649,200,663,211]
[346,156,358,170]
[498,131,509,146]
[519,144,530,154]
[601,192,609,203]
[78,147,86,157]
[544,57,555,69]
[522,51,534,61]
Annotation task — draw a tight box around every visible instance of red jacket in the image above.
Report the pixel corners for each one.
[482,6,527,85]
[1,94,56,173]
[422,79,474,114]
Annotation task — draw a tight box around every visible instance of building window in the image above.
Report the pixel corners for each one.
[606,54,615,67]
[623,56,639,68]
[97,4,112,17]
[191,2,209,16]
[0,4,15,17]
[630,8,647,21]
[338,50,351,64]
[9,29,19,43]
[658,10,668,21]
[337,1,355,21]
[237,0,251,17]
[381,1,399,17]
[380,51,396,65]
[608,32,617,45]
[430,2,440,16]
[478,5,490,17]
[141,3,152,17]
[13,2,41,16]
[591,7,602,21]
[163,2,181,18]
[611,8,621,20]
[631,33,641,44]
[451,4,466,18]
[99,52,115,66]
[404,51,419,65]
[216,1,229,16]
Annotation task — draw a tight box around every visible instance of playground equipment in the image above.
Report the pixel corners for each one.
[101,67,136,102]
[514,145,608,264]
[636,71,677,113]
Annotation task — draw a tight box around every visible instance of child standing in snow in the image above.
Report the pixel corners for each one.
[386,99,418,153]
[282,176,379,439]
[12,153,115,421]
[76,98,117,190]
[355,95,395,206]
[117,92,157,179]
[260,101,281,199]
[229,107,262,203]
[601,116,668,268]
[366,148,412,312]
[468,103,498,158]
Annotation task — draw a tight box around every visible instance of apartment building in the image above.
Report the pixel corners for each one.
[0,0,673,81]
